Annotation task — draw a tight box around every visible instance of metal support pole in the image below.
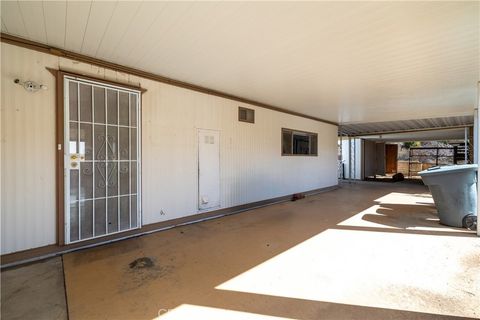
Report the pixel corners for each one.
[474,109,478,164]
[348,136,352,183]
[353,136,357,180]
[465,126,468,163]
[339,134,343,180]
[473,81,480,235]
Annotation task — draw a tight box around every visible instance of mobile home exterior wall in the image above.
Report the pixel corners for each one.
[1,43,338,255]
[340,138,362,180]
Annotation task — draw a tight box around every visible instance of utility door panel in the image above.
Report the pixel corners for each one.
[198,129,220,210]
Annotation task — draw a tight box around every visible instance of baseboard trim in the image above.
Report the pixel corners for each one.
[1,184,338,269]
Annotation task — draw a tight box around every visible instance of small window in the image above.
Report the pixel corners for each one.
[282,128,318,156]
[238,107,254,123]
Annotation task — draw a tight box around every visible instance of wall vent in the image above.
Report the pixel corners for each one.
[238,107,255,123]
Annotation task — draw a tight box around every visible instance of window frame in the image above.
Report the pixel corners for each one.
[281,128,318,156]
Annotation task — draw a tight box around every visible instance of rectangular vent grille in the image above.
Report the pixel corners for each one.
[238,107,255,123]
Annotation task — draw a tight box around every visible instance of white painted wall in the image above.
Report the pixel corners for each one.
[1,43,338,254]
[1,45,58,254]
[340,138,362,180]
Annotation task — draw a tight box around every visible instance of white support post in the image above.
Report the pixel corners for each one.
[348,136,352,183]
[474,109,478,164]
[339,134,343,180]
[476,81,480,236]
[465,127,468,163]
[353,136,357,180]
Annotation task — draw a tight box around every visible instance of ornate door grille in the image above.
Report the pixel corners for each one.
[64,76,141,243]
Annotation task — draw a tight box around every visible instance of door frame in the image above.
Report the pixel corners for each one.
[50,68,144,245]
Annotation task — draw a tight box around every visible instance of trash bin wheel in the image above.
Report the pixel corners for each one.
[462,214,477,231]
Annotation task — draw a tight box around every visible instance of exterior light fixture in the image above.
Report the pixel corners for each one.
[14,78,48,92]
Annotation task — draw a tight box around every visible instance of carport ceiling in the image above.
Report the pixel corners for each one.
[1,1,478,124]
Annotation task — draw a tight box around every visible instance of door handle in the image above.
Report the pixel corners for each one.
[70,153,81,169]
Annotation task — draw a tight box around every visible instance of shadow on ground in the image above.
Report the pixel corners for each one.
[2,182,478,320]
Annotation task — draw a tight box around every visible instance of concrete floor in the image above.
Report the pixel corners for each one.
[1,257,67,320]
[2,182,479,320]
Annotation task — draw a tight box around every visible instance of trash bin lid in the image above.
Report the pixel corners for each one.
[419,164,478,176]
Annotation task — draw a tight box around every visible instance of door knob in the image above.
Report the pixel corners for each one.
[70,153,80,169]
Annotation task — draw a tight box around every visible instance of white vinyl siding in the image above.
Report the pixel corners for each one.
[1,42,338,254]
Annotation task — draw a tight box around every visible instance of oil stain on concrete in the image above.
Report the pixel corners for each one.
[121,256,173,293]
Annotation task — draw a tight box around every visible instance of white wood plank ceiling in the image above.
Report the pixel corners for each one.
[1,1,479,125]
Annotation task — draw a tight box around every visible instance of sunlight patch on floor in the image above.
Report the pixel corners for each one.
[374,192,434,206]
[156,304,294,320]
[336,204,463,232]
[216,229,480,318]
[339,192,470,233]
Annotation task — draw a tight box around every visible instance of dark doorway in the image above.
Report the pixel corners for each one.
[385,144,398,173]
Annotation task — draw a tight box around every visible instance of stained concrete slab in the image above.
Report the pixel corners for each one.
[1,257,67,320]
[62,182,480,320]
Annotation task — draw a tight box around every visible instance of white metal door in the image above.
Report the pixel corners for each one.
[198,129,220,210]
[64,76,141,243]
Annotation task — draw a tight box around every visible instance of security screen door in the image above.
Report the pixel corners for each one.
[64,76,141,243]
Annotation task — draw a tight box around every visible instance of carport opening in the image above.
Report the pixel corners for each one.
[338,125,474,182]
[366,139,472,182]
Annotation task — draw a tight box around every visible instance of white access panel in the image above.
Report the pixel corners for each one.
[198,129,220,210]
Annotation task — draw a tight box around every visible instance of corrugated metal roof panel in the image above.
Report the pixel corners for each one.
[339,115,474,136]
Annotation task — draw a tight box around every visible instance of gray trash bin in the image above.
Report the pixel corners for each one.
[419,164,477,228]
